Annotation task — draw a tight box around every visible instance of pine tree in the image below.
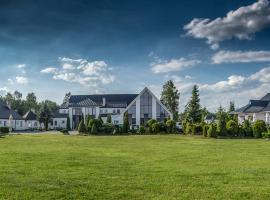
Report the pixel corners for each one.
[107,114,112,123]
[217,105,227,136]
[123,112,129,133]
[185,85,201,123]
[161,80,180,121]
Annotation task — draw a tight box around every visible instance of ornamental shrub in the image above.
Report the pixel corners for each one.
[91,123,98,135]
[60,129,69,135]
[253,120,267,138]
[78,119,86,134]
[138,126,145,134]
[226,120,238,137]
[243,120,253,137]
[202,125,208,137]
[207,124,217,138]
[166,119,176,133]
[151,122,160,134]
[0,127,9,134]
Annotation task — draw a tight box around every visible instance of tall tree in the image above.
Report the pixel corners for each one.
[185,85,202,123]
[25,92,38,112]
[216,105,228,136]
[37,100,59,130]
[161,80,180,121]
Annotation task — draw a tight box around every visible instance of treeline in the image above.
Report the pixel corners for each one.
[0,91,59,130]
[77,113,177,135]
[181,85,270,138]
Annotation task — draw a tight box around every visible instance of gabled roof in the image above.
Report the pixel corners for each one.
[261,93,270,101]
[0,102,23,120]
[23,110,37,121]
[235,94,270,113]
[62,94,138,108]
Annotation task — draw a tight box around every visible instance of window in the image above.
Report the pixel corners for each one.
[4,121,6,127]
[156,102,170,122]
[117,109,120,114]
[100,110,103,114]
[20,121,23,127]
[127,102,136,125]
[113,109,116,114]
[62,120,65,124]
[0,121,2,125]
[114,120,119,124]
[140,90,152,124]
[54,121,57,126]
[34,122,37,126]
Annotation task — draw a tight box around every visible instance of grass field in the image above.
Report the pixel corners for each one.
[0,134,270,199]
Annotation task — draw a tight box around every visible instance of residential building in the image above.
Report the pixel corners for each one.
[23,110,43,129]
[234,93,270,124]
[55,87,172,129]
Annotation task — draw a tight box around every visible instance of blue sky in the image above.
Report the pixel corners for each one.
[0,0,270,111]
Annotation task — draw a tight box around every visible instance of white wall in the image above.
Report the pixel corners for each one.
[0,119,27,131]
[50,118,67,129]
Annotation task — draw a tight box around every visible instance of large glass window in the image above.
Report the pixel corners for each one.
[127,102,136,125]
[156,102,170,122]
[140,90,152,124]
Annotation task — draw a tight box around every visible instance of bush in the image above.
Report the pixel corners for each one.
[60,129,69,135]
[226,120,238,137]
[123,112,129,133]
[184,122,192,135]
[262,130,270,139]
[151,122,160,134]
[166,119,176,133]
[193,124,203,135]
[253,120,267,138]
[0,127,9,134]
[207,124,217,138]
[138,126,145,134]
[203,125,208,137]
[104,123,115,134]
[78,120,86,134]
[243,120,253,137]
[91,123,98,134]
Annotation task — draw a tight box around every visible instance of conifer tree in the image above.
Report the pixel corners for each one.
[185,85,201,123]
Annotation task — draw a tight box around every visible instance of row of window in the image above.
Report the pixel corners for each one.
[0,120,23,127]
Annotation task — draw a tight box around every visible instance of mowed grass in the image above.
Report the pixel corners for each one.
[0,134,270,199]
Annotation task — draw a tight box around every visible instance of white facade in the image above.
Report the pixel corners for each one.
[0,119,26,131]
[49,118,67,129]
[237,112,270,125]
[61,87,172,130]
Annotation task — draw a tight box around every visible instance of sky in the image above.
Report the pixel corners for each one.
[0,0,270,112]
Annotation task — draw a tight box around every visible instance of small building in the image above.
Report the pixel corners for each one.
[204,114,216,124]
[49,113,68,130]
[0,102,26,131]
[234,93,270,124]
[23,110,43,129]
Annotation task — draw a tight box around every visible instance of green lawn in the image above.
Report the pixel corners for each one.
[0,134,270,199]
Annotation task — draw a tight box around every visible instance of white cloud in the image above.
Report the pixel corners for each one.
[184,0,270,49]
[40,67,58,74]
[41,57,115,88]
[0,87,9,96]
[8,78,14,85]
[15,76,28,84]
[17,64,26,69]
[151,58,201,74]
[150,67,270,112]
[212,50,270,63]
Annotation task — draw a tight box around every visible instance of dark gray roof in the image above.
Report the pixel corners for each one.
[0,102,23,120]
[261,93,270,101]
[52,112,68,119]
[62,94,138,108]
[23,110,37,120]
[235,96,270,113]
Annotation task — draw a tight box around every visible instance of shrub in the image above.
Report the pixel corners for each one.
[238,125,245,137]
[66,116,71,130]
[184,122,192,135]
[0,127,9,134]
[91,123,98,134]
[151,122,160,134]
[253,120,267,138]
[166,119,176,133]
[104,123,115,134]
[78,120,86,134]
[106,114,112,124]
[226,120,238,137]
[262,130,270,139]
[202,125,208,137]
[60,129,69,135]
[207,124,217,138]
[243,120,253,137]
[193,124,203,135]
[138,126,145,134]
[123,112,129,133]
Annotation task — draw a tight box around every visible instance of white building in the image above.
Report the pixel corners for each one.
[23,110,43,129]
[234,93,270,124]
[0,102,26,131]
[55,87,172,129]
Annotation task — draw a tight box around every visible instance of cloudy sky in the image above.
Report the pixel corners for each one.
[0,0,270,111]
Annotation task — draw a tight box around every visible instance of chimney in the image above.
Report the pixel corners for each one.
[102,97,106,106]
